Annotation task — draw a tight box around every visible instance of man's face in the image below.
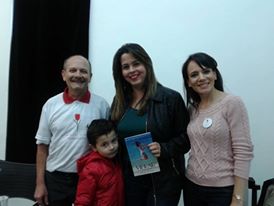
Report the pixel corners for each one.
[61,56,91,95]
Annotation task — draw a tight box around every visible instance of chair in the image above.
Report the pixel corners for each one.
[258,178,274,206]
[0,160,36,201]
[249,177,261,206]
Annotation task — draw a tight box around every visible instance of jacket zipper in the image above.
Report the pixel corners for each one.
[146,119,157,206]
[171,158,180,175]
[151,173,157,206]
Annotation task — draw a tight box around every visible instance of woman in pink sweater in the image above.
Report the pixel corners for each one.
[181,52,253,206]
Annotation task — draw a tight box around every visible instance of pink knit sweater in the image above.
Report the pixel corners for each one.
[186,94,253,187]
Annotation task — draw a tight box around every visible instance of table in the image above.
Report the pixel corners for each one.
[8,197,35,206]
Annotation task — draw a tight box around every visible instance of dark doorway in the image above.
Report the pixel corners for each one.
[6,0,90,163]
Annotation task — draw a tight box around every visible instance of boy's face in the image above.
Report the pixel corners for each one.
[92,130,119,159]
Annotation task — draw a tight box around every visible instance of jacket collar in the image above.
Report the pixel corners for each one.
[150,83,164,102]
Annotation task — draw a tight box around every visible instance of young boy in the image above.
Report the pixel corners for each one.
[74,119,124,206]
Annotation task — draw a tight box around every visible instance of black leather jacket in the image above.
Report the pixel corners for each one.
[145,84,190,195]
[115,84,190,196]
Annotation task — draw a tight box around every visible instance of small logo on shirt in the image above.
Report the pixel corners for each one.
[74,113,81,131]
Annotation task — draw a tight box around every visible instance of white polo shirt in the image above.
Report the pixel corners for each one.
[35,91,109,172]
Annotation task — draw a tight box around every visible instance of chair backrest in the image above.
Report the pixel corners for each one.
[249,177,261,206]
[0,160,36,200]
[258,178,274,206]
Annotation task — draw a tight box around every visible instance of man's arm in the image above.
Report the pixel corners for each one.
[34,144,49,205]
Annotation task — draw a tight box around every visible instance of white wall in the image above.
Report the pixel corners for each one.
[0,0,13,159]
[89,0,274,194]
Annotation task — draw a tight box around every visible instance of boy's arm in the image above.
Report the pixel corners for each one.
[74,168,97,206]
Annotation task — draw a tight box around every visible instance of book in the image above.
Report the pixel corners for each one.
[124,132,160,176]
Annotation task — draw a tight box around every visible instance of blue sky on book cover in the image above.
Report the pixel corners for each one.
[125,132,160,176]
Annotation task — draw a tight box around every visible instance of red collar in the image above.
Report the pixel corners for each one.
[63,88,90,104]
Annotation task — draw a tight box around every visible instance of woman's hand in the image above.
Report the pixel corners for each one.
[148,142,161,157]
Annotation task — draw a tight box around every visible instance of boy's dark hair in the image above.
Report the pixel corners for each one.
[87,119,116,146]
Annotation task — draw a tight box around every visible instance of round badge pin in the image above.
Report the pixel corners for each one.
[203,118,212,128]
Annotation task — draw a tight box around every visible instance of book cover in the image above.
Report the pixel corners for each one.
[124,132,160,176]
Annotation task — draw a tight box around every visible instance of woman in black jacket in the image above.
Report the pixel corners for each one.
[110,43,190,206]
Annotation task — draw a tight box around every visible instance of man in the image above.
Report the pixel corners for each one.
[34,55,109,206]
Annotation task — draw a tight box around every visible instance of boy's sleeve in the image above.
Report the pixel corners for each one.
[74,167,97,206]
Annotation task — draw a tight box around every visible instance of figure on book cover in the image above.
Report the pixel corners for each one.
[135,141,148,160]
